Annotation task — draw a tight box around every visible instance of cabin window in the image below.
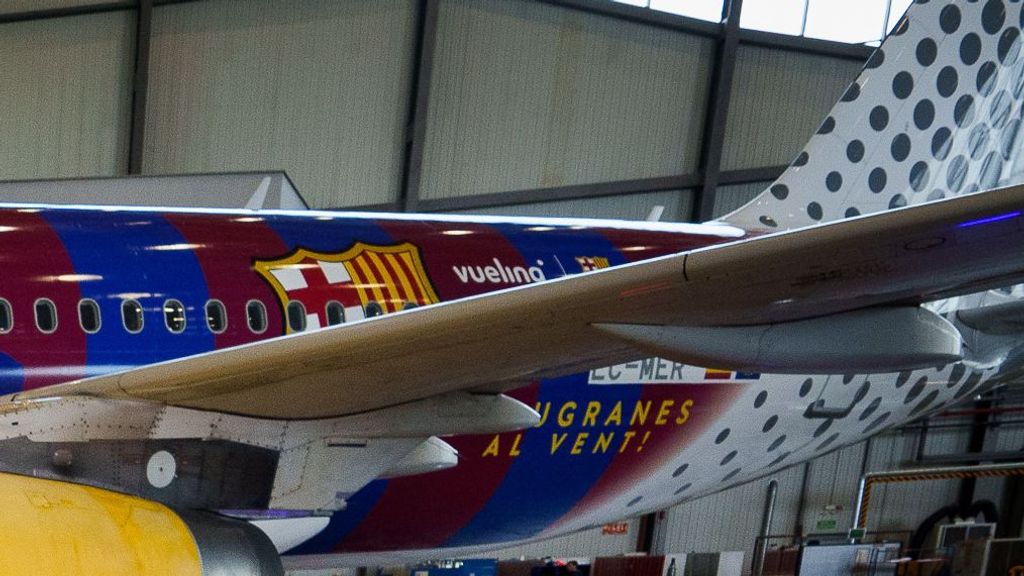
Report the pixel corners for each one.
[364,301,383,318]
[402,301,418,311]
[286,301,306,332]
[122,299,144,334]
[164,299,186,333]
[78,299,100,334]
[0,299,12,333]
[205,300,227,333]
[34,299,57,334]
[246,300,267,333]
[326,301,345,326]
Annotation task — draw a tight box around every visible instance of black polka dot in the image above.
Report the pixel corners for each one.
[977,61,998,95]
[999,27,1021,63]
[980,150,1004,187]
[818,116,836,134]
[627,495,642,507]
[715,428,730,444]
[767,435,786,452]
[842,374,855,385]
[982,0,1006,35]
[754,390,768,408]
[864,412,890,433]
[910,389,941,417]
[870,106,889,131]
[759,215,778,227]
[816,433,840,452]
[910,161,930,192]
[866,49,885,69]
[905,376,928,404]
[927,189,945,201]
[956,372,983,399]
[860,397,882,421]
[932,127,953,160]
[937,66,958,97]
[762,415,778,433]
[674,482,692,495]
[793,151,809,167]
[845,207,860,218]
[961,33,982,65]
[917,38,938,66]
[914,99,935,130]
[807,202,822,220]
[940,4,961,33]
[672,463,689,477]
[723,468,741,481]
[767,451,790,468]
[799,378,813,397]
[955,95,976,127]
[1012,59,1024,97]
[869,168,887,193]
[1001,118,1020,159]
[948,364,966,387]
[847,140,865,163]
[720,451,737,466]
[854,381,871,404]
[947,155,968,191]
[895,371,912,388]
[826,172,842,192]
[842,82,861,102]
[990,90,1012,128]
[893,71,914,99]
[813,419,833,438]
[968,124,990,160]
[891,133,911,161]
[890,194,907,209]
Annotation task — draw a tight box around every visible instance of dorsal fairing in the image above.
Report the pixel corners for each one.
[720,0,1024,232]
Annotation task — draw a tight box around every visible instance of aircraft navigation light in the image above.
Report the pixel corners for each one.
[957,211,1021,228]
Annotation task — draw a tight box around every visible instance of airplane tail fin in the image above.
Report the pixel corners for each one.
[719,0,1024,232]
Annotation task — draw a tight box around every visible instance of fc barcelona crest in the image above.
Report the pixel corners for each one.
[254,242,439,333]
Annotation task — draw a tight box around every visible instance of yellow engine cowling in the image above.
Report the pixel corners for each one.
[0,472,282,575]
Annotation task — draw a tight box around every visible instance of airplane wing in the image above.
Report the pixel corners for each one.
[14,184,1024,419]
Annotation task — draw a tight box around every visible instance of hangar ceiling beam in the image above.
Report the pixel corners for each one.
[0,1,133,25]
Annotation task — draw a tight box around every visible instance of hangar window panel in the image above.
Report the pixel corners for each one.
[163,299,186,334]
[246,300,267,334]
[206,300,227,334]
[713,181,773,219]
[648,0,722,22]
[78,299,101,334]
[326,301,345,326]
[34,299,57,334]
[886,0,913,32]
[459,190,695,222]
[740,0,806,36]
[286,301,306,332]
[804,0,888,44]
[0,299,12,334]
[121,299,144,334]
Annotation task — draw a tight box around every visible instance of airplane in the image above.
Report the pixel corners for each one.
[1,0,1024,573]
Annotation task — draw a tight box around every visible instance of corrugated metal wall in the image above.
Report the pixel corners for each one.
[462,190,694,221]
[0,12,132,179]
[420,0,713,200]
[143,0,416,207]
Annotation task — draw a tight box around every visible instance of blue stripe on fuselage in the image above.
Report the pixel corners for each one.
[43,212,213,375]
[485,224,628,280]
[264,216,393,254]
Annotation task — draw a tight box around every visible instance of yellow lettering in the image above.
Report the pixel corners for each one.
[582,401,601,427]
[571,432,589,455]
[535,401,550,427]
[482,435,500,457]
[630,400,651,426]
[551,433,568,454]
[593,432,614,454]
[675,399,694,425]
[619,430,637,453]
[557,401,577,427]
[604,402,623,426]
[509,433,523,457]
[655,399,675,425]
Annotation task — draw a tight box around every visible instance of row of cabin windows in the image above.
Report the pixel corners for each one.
[0,298,398,335]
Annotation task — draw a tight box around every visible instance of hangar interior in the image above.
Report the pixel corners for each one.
[4,0,1024,575]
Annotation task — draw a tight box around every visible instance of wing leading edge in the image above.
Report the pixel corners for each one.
[13,185,1024,419]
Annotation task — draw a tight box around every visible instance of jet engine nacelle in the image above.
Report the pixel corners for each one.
[0,472,282,575]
